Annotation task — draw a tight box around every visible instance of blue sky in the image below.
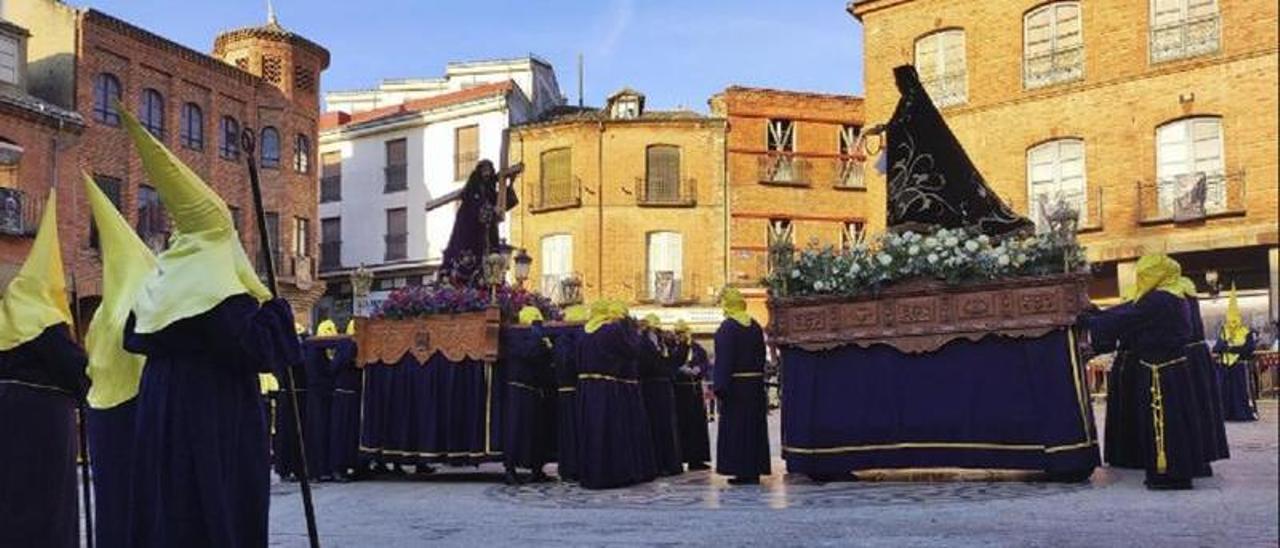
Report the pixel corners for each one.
[79,0,865,111]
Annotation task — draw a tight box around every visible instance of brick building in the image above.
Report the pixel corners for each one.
[850,0,1279,333]
[709,87,868,320]
[510,89,729,332]
[5,1,329,320]
[0,17,83,286]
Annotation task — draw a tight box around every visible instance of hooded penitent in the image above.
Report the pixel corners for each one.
[518,306,545,326]
[721,288,752,327]
[83,174,158,409]
[563,304,590,324]
[316,319,339,336]
[1221,285,1247,366]
[1132,253,1183,301]
[120,108,271,334]
[0,190,73,351]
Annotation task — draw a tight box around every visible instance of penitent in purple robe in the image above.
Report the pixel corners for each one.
[1213,330,1258,422]
[1091,302,1145,470]
[673,342,711,466]
[552,328,584,481]
[125,295,299,548]
[575,322,657,489]
[501,325,555,472]
[0,324,88,548]
[639,333,683,476]
[713,319,771,479]
[1184,297,1228,462]
[1085,291,1207,486]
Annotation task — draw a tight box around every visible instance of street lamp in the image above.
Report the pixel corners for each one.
[1204,269,1220,297]
[513,248,532,289]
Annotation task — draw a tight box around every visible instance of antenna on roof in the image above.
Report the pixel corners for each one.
[267,0,278,25]
[577,53,584,108]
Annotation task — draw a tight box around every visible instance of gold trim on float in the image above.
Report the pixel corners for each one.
[484,361,493,455]
[0,379,71,395]
[507,381,540,392]
[557,387,577,393]
[783,440,1097,455]
[577,373,640,385]
[732,372,765,378]
[359,445,503,458]
[1067,329,1093,444]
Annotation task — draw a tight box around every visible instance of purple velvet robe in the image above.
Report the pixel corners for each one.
[575,321,656,489]
[713,319,771,478]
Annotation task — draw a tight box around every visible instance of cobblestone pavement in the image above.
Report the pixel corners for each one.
[268,402,1278,547]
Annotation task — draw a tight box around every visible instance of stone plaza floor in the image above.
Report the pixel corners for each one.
[267,401,1279,547]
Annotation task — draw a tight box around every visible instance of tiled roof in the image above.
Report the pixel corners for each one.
[719,85,863,102]
[0,86,85,129]
[320,81,515,132]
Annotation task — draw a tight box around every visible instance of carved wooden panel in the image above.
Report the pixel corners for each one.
[355,308,501,366]
[768,273,1090,354]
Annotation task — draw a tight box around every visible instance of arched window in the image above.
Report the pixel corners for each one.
[294,134,310,173]
[1156,116,1225,214]
[644,145,681,203]
[914,29,967,108]
[139,88,165,137]
[646,231,683,303]
[1024,2,1083,88]
[1150,0,1220,62]
[539,148,572,208]
[220,116,240,160]
[180,103,203,150]
[260,126,280,168]
[93,73,122,126]
[1026,138,1087,230]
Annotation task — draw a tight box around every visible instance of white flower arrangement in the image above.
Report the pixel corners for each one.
[766,226,1087,298]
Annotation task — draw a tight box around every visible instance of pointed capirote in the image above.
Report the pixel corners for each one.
[119,106,271,334]
[0,189,73,350]
[82,172,157,409]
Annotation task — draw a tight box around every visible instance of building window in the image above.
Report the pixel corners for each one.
[540,234,573,303]
[385,207,408,261]
[837,125,865,188]
[1156,116,1225,215]
[136,184,169,253]
[539,147,572,207]
[841,221,865,250]
[320,151,342,202]
[139,89,165,138]
[767,218,794,273]
[220,116,240,160]
[293,217,310,257]
[93,73,122,126]
[766,119,795,153]
[1151,0,1220,63]
[320,217,342,270]
[180,103,203,150]
[0,34,18,85]
[260,127,280,168]
[262,55,283,84]
[914,29,967,108]
[454,125,479,181]
[643,145,682,203]
[88,175,123,249]
[260,211,281,274]
[294,134,310,173]
[646,231,684,303]
[294,65,315,92]
[1027,139,1087,231]
[1024,2,1083,89]
[761,119,806,184]
[384,138,407,192]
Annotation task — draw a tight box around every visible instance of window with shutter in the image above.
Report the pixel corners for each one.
[385,139,407,192]
[1156,117,1224,214]
[539,148,572,208]
[646,231,683,302]
[914,30,967,107]
[645,145,681,203]
[321,217,342,270]
[454,125,479,181]
[1024,2,1083,88]
[1150,0,1220,62]
[385,208,407,260]
[321,151,342,202]
[0,34,18,85]
[1027,139,1088,230]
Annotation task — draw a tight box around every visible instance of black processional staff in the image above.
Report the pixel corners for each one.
[69,272,95,548]
[241,129,321,548]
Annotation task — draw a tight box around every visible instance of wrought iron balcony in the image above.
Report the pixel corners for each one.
[635,176,697,207]
[1024,45,1084,89]
[1150,14,1221,64]
[320,175,342,202]
[540,273,584,306]
[383,164,408,193]
[320,241,342,271]
[1137,169,1246,225]
[0,188,41,237]
[384,232,408,261]
[529,176,582,213]
[635,272,701,306]
[920,69,967,108]
[833,157,866,190]
[758,153,812,186]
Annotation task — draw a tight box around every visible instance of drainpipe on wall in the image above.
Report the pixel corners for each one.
[597,120,605,302]
[721,120,730,298]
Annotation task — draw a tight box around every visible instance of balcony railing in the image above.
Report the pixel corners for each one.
[530,176,582,213]
[279,255,315,285]
[1030,186,1104,233]
[0,187,42,237]
[540,273,584,306]
[320,241,342,271]
[758,153,812,186]
[920,69,967,108]
[1151,14,1220,63]
[384,164,407,193]
[635,176,697,207]
[320,175,341,202]
[454,151,480,181]
[384,233,408,261]
[833,157,866,189]
[1024,45,1084,89]
[635,272,701,305]
[1137,170,1246,225]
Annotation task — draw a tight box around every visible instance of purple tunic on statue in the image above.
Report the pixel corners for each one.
[125,295,299,548]
[713,319,771,478]
[0,324,87,548]
[1085,291,1207,484]
[439,172,518,286]
[575,321,657,489]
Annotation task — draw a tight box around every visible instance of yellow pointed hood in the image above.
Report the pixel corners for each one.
[518,306,544,325]
[345,319,356,335]
[83,173,157,408]
[316,319,338,336]
[121,108,271,334]
[584,300,614,334]
[721,287,752,327]
[0,190,73,350]
[1132,253,1183,301]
